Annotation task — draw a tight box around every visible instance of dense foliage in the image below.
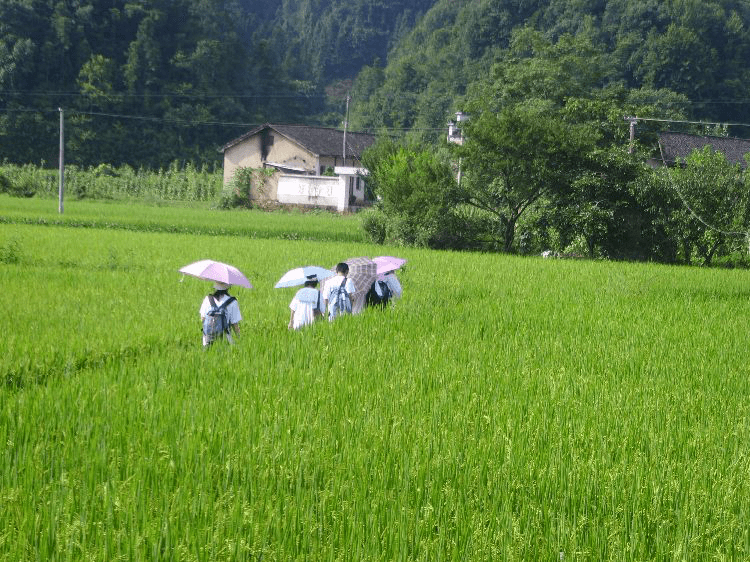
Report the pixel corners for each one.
[350,0,750,139]
[0,0,433,167]
[3,0,750,167]
[359,24,750,265]
[0,162,222,202]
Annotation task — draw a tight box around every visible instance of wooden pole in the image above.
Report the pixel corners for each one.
[58,107,64,214]
[627,116,637,154]
[342,93,350,166]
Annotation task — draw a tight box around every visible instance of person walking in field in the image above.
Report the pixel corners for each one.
[366,269,403,309]
[288,275,323,330]
[323,262,356,321]
[200,282,242,347]
[382,270,403,302]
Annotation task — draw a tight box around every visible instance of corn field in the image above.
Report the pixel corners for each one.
[0,162,221,202]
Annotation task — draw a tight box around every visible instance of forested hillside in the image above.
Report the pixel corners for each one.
[1,0,750,168]
[350,0,750,140]
[0,0,431,167]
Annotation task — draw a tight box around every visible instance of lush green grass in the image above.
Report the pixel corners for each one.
[0,194,366,243]
[2,202,750,560]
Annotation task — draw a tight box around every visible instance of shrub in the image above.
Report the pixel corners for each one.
[359,208,387,244]
[218,167,273,209]
[0,171,36,198]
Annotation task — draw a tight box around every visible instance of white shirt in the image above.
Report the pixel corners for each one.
[289,287,321,330]
[323,275,356,317]
[200,293,242,345]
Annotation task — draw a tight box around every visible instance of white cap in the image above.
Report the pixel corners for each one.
[213,282,230,290]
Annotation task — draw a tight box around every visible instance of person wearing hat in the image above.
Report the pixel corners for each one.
[288,275,323,330]
[199,281,242,347]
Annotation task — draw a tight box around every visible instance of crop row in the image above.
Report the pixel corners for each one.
[0,194,366,243]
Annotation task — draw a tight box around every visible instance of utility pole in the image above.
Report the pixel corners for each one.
[448,111,468,186]
[625,116,638,154]
[58,107,64,214]
[342,92,350,166]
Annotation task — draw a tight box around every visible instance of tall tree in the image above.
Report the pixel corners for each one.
[455,102,595,252]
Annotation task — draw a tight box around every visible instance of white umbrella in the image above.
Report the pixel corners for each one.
[179,259,253,289]
[274,265,334,288]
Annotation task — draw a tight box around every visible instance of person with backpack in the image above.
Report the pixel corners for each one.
[365,277,392,309]
[382,270,403,302]
[365,270,403,310]
[322,262,356,321]
[288,275,323,330]
[199,282,242,347]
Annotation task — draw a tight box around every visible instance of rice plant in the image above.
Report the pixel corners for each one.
[2,209,750,560]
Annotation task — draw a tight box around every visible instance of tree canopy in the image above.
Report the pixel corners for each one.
[2,0,750,171]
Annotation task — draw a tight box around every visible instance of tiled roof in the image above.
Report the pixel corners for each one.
[222,123,377,159]
[658,132,750,168]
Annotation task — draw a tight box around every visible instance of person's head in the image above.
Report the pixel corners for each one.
[304,274,319,288]
[335,262,349,276]
[212,281,231,296]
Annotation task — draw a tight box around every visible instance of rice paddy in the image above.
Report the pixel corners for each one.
[2,197,750,560]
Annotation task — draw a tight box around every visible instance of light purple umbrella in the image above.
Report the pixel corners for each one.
[372,256,407,275]
[179,259,253,288]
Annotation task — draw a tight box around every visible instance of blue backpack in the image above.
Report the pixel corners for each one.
[203,295,236,342]
[330,278,352,319]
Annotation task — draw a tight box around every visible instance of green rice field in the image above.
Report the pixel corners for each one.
[2,196,750,560]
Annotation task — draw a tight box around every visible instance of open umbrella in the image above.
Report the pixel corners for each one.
[338,256,377,314]
[372,256,407,275]
[275,265,334,288]
[179,259,253,288]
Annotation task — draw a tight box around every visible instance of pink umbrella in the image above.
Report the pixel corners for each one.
[372,256,407,275]
[179,259,253,289]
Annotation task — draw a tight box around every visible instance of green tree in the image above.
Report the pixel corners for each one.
[360,139,457,247]
[455,103,595,253]
[664,146,750,265]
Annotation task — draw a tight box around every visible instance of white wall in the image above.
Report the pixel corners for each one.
[277,175,341,209]
[276,169,369,212]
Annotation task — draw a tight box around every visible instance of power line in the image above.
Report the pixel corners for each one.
[657,140,748,239]
[0,89,327,100]
[0,106,451,133]
[635,116,750,129]
[74,110,256,127]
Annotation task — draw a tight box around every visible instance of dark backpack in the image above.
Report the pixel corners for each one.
[366,280,391,309]
[203,295,236,342]
[330,278,352,318]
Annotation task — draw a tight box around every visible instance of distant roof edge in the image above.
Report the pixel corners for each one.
[221,123,377,156]
[657,131,750,168]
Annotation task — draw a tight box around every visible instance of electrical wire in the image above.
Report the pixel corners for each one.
[638,116,750,129]
[657,140,748,238]
[0,106,450,134]
[0,89,328,100]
